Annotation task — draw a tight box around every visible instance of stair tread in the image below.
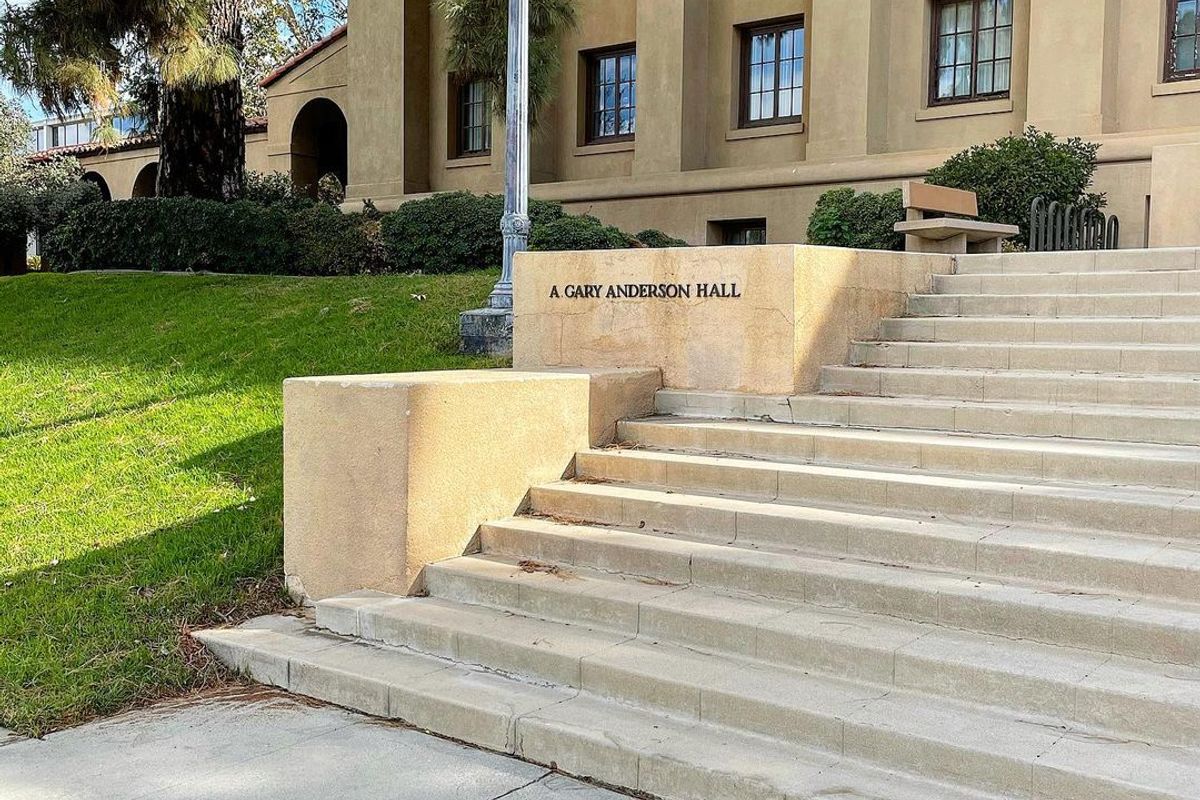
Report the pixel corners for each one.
[532,479,1200,573]
[860,339,1200,350]
[336,582,1200,722]
[792,391,1200,419]
[827,364,1200,383]
[475,517,1200,627]
[622,416,1200,460]
[198,616,1013,800]
[578,446,1198,504]
[312,589,1200,797]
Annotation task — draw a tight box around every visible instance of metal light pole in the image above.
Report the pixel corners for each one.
[490,0,530,310]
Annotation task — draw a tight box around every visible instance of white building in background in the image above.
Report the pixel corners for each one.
[27,113,144,152]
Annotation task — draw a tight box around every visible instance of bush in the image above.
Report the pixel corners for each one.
[530,214,634,252]
[45,199,293,273]
[925,127,1103,246]
[634,228,688,248]
[380,191,566,274]
[806,187,904,251]
[285,203,384,276]
[242,171,309,208]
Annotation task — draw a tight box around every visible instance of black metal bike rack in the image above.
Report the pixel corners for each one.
[1029,197,1119,252]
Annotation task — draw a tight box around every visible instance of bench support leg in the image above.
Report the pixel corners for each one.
[906,232,968,254]
[967,236,1004,254]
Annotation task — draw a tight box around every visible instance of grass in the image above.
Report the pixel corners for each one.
[0,271,501,736]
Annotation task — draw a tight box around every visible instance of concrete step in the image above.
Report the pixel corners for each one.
[908,292,1200,318]
[530,479,1200,602]
[935,269,1200,296]
[198,615,1015,800]
[573,447,1200,541]
[316,592,1200,798]
[852,340,1200,374]
[881,315,1200,345]
[466,515,1200,667]
[617,417,1200,491]
[954,248,1200,275]
[821,364,1200,408]
[322,582,1200,752]
[657,388,1200,446]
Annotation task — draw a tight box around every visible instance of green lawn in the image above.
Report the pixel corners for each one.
[0,271,500,736]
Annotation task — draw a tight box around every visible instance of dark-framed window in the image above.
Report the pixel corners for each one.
[585,45,636,143]
[739,18,805,128]
[930,0,1013,105]
[1167,0,1200,82]
[453,78,491,158]
[719,219,767,246]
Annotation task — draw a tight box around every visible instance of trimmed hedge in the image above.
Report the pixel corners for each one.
[806,188,904,251]
[44,191,690,275]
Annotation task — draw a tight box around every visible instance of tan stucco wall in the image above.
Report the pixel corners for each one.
[513,245,955,395]
[1150,143,1200,247]
[74,1,1200,248]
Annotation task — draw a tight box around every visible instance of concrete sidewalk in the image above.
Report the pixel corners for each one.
[0,687,630,800]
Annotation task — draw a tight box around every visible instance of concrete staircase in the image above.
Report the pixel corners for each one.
[200,249,1200,799]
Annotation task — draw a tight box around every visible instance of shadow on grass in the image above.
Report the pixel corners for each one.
[0,385,227,440]
[0,427,292,737]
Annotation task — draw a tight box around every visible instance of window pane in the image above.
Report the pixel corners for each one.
[957,1,973,29]
[940,4,957,35]
[1179,0,1197,30]
[1179,36,1198,70]
[938,35,955,66]
[976,61,994,94]
[781,30,792,60]
[619,108,633,135]
[977,30,994,60]
[750,64,761,93]
[979,0,996,28]
[792,87,803,113]
[793,27,805,57]
[994,58,1011,91]
[779,90,792,117]
[780,60,793,89]
[956,32,973,64]
[955,64,972,96]
[997,0,1012,25]
[938,67,955,98]
[763,59,776,92]
[995,26,1012,58]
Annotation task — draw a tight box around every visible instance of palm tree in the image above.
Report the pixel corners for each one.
[437,0,577,126]
[0,0,246,199]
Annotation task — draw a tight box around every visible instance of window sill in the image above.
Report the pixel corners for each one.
[726,121,805,141]
[445,155,492,169]
[574,140,635,157]
[915,98,1014,122]
[1152,79,1200,97]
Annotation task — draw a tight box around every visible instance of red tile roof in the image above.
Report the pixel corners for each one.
[28,116,268,162]
[260,24,348,89]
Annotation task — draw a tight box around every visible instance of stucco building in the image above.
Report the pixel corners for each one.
[44,0,1200,248]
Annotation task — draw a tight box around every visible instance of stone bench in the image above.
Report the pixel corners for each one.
[894,181,1017,254]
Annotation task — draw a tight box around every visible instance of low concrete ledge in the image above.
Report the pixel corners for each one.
[282,367,661,602]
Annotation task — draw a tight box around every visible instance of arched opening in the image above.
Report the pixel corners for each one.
[131,162,158,198]
[290,98,348,199]
[81,171,112,202]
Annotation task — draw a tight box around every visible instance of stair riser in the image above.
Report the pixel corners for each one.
[619,419,1200,492]
[851,341,1200,375]
[935,271,1200,296]
[822,365,1200,411]
[418,551,1200,749]
[784,395,1200,447]
[529,483,1200,604]
[574,451,1200,541]
[954,250,1200,275]
[882,317,1200,345]
[908,294,1200,318]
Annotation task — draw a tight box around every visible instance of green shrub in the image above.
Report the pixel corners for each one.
[634,228,688,248]
[242,171,310,208]
[806,187,904,251]
[285,204,383,276]
[380,191,567,274]
[0,185,33,242]
[925,127,1103,246]
[530,214,634,252]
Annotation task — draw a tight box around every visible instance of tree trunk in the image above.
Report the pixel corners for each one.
[157,0,246,200]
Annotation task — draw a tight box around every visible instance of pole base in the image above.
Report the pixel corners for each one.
[459,307,513,357]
